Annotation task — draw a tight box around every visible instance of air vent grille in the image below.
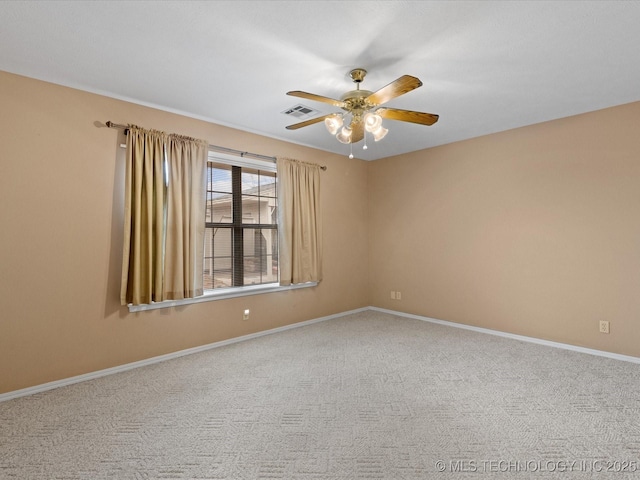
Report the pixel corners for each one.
[282,104,321,119]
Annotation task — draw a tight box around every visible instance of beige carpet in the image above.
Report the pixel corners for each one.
[1,310,639,479]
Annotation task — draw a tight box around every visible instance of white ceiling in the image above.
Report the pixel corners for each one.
[1,1,640,161]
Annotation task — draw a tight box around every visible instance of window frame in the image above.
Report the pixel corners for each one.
[204,153,279,290]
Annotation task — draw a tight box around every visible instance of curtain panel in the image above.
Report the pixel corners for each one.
[276,157,323,286]
[120,126,207,306]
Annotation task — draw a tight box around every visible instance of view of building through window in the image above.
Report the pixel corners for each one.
[204,161,278,289]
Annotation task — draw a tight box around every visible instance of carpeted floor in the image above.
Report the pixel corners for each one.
[1,310,639,479]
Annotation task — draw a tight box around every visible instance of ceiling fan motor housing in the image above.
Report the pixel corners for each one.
[343,68,374,118]
[340,89,374,118]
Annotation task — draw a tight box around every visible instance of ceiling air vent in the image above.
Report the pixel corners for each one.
[281,104,320,119]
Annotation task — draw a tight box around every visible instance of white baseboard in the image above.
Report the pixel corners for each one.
[0,307,368,403]
[3,305,638,403]
[370,306,640,365]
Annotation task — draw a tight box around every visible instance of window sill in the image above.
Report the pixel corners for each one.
[127,282,318,312]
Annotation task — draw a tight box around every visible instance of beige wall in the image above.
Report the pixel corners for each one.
[0,71,370,394]
[2,69,639,395]
[369,101,640,357]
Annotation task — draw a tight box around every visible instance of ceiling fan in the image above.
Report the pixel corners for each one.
[285,68,439,147]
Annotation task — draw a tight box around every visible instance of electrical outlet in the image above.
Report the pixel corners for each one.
[390,291,396,300]
[396,291,402,300]
[243,309,250,321]
[599,320,610,334]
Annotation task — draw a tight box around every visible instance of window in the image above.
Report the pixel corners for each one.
[126,151,321,312]
[204,154,278,290]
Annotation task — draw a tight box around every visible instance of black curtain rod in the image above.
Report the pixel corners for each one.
[106,121,327,170]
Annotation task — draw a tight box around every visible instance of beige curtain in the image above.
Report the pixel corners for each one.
[277,157,323,286]
[163,134,208,299]
[120,126,207,305]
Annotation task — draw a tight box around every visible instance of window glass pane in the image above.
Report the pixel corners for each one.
[243,228,278,285]
[264,199,277,225]
[203,227,214,288]
[244,254,278,285]
[213,228,232,259]
[242,195,260,224]
[241,168,260,195]
[263,254,278,284]
[206,192,233,223]
[243,228,263,277]
[260,171,277,198]
[268,228,279,267]
[209,163,232,193]
[207,163,233,223]
[203,227,232,289]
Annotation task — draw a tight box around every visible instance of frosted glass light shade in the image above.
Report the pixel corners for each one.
[364,112,382,132]
[371,126,388,141]
[336,126,352,144]
[325,115,343,135]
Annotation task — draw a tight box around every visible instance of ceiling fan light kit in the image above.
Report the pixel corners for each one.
[364,111,382,131]
[324,114,343,135]
[286,68,439,158]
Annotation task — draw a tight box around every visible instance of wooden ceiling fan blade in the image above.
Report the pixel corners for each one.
[365,75,423,106]
[377,107,439,126]
[285,114,335,130]
[287,91,346,108]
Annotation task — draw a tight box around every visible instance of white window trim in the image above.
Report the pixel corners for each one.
[208,151,276,171]
[128,282,318,313]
